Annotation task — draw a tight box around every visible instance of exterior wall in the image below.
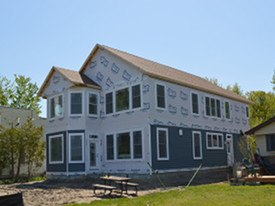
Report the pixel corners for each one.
[254,122,275,156]
[0,107,46,176]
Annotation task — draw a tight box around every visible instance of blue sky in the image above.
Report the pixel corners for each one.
[1,0,275,117]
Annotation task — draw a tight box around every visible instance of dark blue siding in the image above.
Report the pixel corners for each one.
[151,125,240,170]
[69,163,85,172]
[46,131,67,172]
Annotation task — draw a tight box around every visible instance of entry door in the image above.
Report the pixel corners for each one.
[226,134,234,166]
[89,139,101,170]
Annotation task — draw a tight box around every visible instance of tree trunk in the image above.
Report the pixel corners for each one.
[15,151,22,180]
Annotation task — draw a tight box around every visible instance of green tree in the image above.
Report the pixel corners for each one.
[246,91,275,128]
[205,77,223,87]
[226,82,245,97]
[271,70,275,91]
[10,75,41,115]
[0,75,13,106]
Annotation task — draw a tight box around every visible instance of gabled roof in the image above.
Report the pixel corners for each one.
[80,44,252,104]
[38,66,100,98]
[245,116,275,135]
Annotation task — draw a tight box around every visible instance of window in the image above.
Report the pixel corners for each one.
[50,95,63,118]
[106,134,114,160]
[157,128,169,160]
[105,84,141,115]
[88,93,98,116]
[225,101,230,119]
[106,92,113,114]
[106,130,143,161]
[132,85,141,109]
[191,92,199,114]
[245,106,249,118]
[206,133,224,149]
[266,134,275,151]
[49,134,63,164]
[70,92,83,115]
[117,132,131,159]
[205,96,221,118]
[133,131,142,159]
[156,84,166,109]
[116,88,129,112]
[192,131,202,159]
[69,133,84,163]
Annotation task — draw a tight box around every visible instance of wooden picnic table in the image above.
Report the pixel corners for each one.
[100,176,132,194]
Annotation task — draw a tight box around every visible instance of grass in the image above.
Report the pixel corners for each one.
[67,183,275,206]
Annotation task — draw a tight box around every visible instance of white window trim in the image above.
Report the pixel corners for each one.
[105,83,143,116]
[190,91,200,116]
[206,132,224,150]
[49,134,64,164]
[155,83,167,110]
[156,127,169,161]
[204,95,222,119]
[49,93,64,120]
[192,131,202,160]
[69,90,84,117]
[69,133,85,163]
[87,91,99,117]
[105,129,144,162]
[224,100,231,120]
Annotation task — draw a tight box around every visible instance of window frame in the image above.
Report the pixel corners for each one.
[155,83,166,110]
[204,95,221,119]
[225,100,231,120]
[206,132,224,150]
[192,131,202,160]
[87,91,99,117]
[191,91,200,115]
[49,93,64,120]
[266,134,275,151]
[49,134,64,164]
[156,127,169,161]
[68,133,85,163]
[69,91,84,116]
[105,129,143,161]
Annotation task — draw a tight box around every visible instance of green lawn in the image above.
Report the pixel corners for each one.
[68,183,275,206]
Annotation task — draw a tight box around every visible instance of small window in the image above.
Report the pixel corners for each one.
[50,95,63,118]
[191,92,199,114]
[49,135,63,164]
[157,128,169,160]
[106,92,113,114]
[206,133,224,149]
[88,93,98,116]
[246,106,249,118]
[225,101,230,119]
[192,131,202,159]
[266,134,275,151]
[69,134,84,163]
[70,92,83,115]
[205,96,221,118]
[132,85,141,109]
[116,132,131,159]
[216,100,221,118]
[116,88,129,112]
[133,131,142,159]
[106,134,114,160]
[205,97,210,116]
[156,84,166,109]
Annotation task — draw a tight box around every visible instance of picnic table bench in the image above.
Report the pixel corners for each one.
[92,184,116,195]
[115,181,139,195]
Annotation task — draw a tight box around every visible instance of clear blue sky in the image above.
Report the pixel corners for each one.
[1,0,275,117]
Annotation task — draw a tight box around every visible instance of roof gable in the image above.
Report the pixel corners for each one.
[246,116,275,135]
[80,44,252,104]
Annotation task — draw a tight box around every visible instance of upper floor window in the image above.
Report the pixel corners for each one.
[245,106,249,118]
[225,101,231,119]
[70,92,83,115]
[192,131,202,159]
[88,92,98,116]
[156,84,166,109]
[105,84,141,115]
[157,128,169,160]
[116,88,129,112]
[50,94,63,119]
[106,92,113,114]
[191,92,199,115]
[206,133,224,149]
[205,96,221,118]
